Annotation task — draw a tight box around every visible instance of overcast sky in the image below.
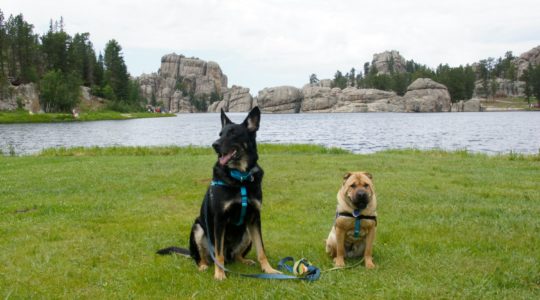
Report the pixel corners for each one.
[3,0,540,94]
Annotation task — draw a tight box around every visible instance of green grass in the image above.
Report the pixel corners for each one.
[0,110,175,124]
[481,97,539,110]
[1,145,539,298]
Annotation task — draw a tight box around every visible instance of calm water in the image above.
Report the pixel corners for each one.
[0,112,538,155]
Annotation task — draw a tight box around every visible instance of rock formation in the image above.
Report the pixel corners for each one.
[256,86,303,113]
[298,78,451,113]
[0,83,40,112]
[371,50,407,74]
[402,78,451,112]
[514,45,540,78]
[138,53,235,112]
[473,78,525,98]
[451,98,482,112]
[208,85,253,112]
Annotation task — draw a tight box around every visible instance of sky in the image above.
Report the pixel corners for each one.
[3,0,540,94]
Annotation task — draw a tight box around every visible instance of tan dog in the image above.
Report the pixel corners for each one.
[325,172,377,269]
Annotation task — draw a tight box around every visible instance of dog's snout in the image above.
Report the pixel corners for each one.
[212,140,221,153]
[356,190,367,199]
[353,189,369,208]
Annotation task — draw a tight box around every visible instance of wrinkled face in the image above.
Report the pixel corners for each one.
[341,172,374,210]
[212,107,260,171]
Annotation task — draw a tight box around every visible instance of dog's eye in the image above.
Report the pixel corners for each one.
[350,183,356,188]
[364,184,369,188]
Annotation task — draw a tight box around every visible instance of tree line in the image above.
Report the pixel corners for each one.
[312,50,540,104]
[0,10,142,112]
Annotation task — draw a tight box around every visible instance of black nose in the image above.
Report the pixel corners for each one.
[212,140,221,153]
[356,190,366,199]
[354,190,369,208]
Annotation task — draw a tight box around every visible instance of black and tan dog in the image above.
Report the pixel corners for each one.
[325,172,378,269]
[157,107,280,280]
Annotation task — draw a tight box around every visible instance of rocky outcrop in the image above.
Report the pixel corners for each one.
[473,78,525,98]
[402,78,451,112]
[138,53,232,112]
[371,50,407,74]
[208,85,253,112]
[515,45,540,78]
[451,98,482,112]
[256,86,303,113]
[300,78,451,113]
[300,84,339,112]
[334,88,400,112]
[0,83,40,112]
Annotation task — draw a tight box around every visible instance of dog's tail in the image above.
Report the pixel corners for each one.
[156,246,190,256]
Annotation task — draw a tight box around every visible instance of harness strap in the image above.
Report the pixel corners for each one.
[237,187,248,226]
[335,211,378,238]
[211,179,248,226]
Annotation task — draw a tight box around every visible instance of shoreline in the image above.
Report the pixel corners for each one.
[0,110,175,124]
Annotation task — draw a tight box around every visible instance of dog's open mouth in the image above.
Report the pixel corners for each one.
[218,149,237,166]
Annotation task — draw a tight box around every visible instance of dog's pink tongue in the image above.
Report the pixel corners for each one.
[219,150,236,166]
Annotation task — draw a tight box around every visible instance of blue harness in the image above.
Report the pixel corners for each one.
[336,210,378,238]
[211,169,254,226]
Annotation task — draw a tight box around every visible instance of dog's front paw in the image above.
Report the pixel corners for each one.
[214,268,227,281]
[198,263,209,272]
[365,258,376,269]
[262,265,282,274]
[334,257,346,268]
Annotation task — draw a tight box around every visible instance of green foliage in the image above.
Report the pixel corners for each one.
[103,39,130,102]
[40,19,70,73]
[210,91,222,103]
[188,92,209,112]
[39,70,81,112]
[68,32,96,86]
[2,12,40,83]
[521,64,540,104]
[174,76,187,94]
[0,10,144,113]
[309,73,319,84]
[435,64,476,101]
[332,70,348,89]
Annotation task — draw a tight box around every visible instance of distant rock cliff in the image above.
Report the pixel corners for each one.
[138,53,253,112]
[515,45,540,78]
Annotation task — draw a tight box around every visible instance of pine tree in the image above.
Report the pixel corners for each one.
[5,13,39,83]
[41,18,71,74]
[103,39,129,101]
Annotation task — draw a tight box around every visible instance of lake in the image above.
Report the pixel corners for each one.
[0,112,538,155]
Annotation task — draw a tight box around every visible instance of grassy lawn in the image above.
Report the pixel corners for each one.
[481,97,539,111]
[0,110,175,124]
[0,145,539,298]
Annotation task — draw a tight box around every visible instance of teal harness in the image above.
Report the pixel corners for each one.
[336,210,377,238]
[211,169,255,226]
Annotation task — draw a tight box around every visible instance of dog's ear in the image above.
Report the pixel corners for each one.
[220,108,233,127]
[363,172,373,180]
[243,106,260,132]
[342,172,352,184]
